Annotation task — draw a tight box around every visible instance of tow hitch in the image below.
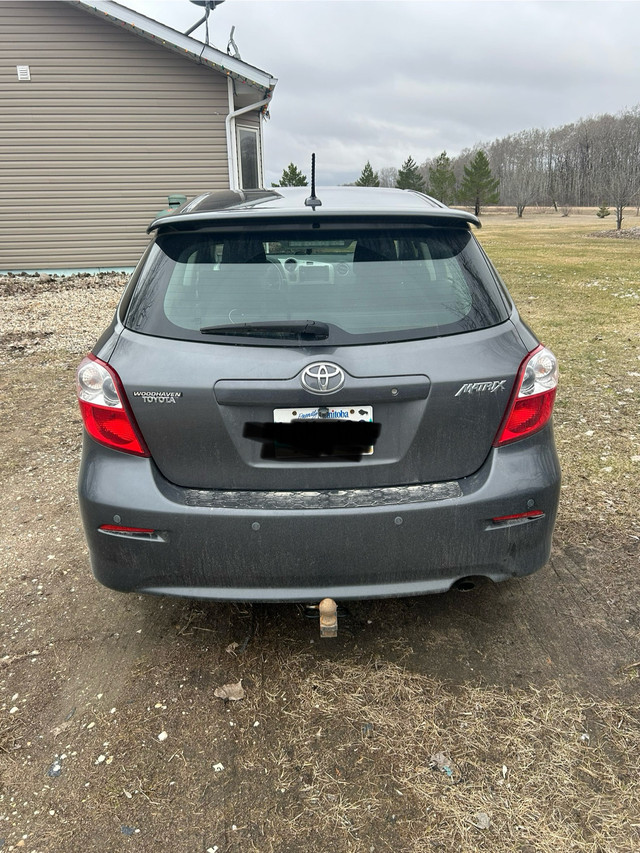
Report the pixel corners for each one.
[304,598,339,638]
[319,598,338,638]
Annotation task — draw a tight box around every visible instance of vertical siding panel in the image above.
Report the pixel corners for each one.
[0,1,242,269]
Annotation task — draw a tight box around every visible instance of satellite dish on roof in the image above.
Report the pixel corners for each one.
[185,0,226,41]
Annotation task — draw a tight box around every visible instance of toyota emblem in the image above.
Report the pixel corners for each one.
[301,362,345,394]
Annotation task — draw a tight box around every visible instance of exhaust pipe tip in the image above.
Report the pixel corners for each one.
[452,577,477,592]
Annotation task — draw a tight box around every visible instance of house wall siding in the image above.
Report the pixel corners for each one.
[0,1,237,269]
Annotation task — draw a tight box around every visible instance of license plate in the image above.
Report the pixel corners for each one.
[274,405,373,423]
[272,405,375,456]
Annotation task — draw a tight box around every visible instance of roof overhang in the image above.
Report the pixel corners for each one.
[67,0,277,103]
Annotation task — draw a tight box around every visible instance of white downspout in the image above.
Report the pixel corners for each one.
[226,76,269,190]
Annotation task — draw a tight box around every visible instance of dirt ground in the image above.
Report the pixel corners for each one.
[1,234,639,852]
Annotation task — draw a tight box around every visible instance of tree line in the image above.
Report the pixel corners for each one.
[272,153,499,218]
[273,106,640,229]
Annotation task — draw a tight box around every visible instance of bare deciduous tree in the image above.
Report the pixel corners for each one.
[490,130,546,216]
[378,166,398,188]
[595,108,640,229]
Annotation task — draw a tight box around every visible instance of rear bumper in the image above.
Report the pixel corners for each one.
[78,427,561,601]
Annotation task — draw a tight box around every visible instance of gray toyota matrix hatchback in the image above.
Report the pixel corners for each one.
[77,187,560,603]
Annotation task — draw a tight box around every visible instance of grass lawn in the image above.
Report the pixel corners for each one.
[477,213,640,548]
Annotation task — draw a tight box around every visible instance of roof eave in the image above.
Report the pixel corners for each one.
[67,0,277,95]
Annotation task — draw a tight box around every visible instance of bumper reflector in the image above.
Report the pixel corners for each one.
[99,525,164,541]
[491,510,544,525]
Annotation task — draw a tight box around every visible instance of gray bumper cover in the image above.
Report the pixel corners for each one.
[78,427,561,601]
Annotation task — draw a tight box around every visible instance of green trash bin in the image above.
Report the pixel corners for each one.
[153,194,187,221]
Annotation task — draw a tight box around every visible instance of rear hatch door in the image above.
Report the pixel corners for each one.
[112,218,525,490]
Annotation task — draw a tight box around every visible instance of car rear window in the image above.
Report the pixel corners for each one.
[124,222,509,346]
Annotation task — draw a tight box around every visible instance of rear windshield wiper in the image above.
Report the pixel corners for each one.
[200,320,330,340]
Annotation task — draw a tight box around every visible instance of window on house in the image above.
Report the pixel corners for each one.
[237,126,261,189]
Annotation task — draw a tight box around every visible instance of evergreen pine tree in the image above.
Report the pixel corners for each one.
[271,163,308,187]
[354,161,380,187]
[395,156,426,192]
[428,151,457,205]
[459,150,499,216]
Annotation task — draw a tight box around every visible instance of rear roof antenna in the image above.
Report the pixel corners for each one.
[305,153,322,210]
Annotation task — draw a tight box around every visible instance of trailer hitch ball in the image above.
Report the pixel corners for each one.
[318,598,338,638]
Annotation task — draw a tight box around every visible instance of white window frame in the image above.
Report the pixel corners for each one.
[236,124,262,190]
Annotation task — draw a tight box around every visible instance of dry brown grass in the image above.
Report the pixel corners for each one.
[19,647,638,853]
[238,656,640,852]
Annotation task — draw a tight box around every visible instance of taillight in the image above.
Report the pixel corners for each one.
[494,345,558,446]
[76,355,149,456]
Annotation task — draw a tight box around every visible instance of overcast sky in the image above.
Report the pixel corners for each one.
[125,0,640,185]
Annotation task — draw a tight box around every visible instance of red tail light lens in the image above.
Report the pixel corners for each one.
[494,346,558,446]
[76,355,149,456]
